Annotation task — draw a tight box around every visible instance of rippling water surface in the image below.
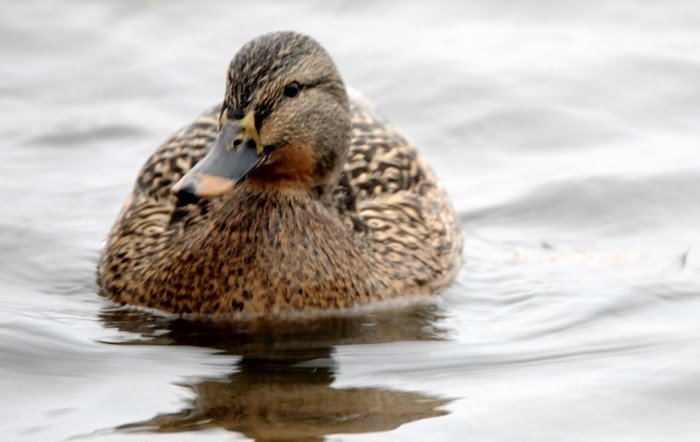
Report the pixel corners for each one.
[2,1,700,441]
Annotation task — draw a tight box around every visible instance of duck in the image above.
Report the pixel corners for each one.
[99,31,463,316]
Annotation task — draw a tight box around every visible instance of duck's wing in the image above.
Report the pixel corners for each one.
[336,97,463,292]
[101,106,223,284]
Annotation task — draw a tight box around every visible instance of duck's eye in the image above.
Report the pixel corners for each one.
[283,81,301,98]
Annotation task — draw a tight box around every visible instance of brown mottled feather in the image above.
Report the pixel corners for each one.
[99,33,462,316]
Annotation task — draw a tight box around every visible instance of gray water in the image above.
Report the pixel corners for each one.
[2,1,700,441]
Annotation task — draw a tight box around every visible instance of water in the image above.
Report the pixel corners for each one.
[2,1,700,440]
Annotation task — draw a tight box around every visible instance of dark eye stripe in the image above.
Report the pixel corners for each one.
[254,104,271,130]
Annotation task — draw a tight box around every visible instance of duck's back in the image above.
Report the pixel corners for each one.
[100,97,462,314]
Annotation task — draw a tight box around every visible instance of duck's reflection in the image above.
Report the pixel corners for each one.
[100,301,452,441]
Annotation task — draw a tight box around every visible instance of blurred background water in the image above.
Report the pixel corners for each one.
[2,1,700,441]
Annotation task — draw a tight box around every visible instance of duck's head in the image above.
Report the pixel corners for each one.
[172,32,351,201]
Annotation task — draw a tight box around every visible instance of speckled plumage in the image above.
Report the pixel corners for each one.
[99,32,462,316]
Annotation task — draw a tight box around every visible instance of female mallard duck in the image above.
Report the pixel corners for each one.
[99,31,462,316]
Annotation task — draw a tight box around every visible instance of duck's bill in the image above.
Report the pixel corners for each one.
[172,121,264,200]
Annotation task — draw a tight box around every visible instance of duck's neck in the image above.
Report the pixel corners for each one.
[206,184,331,244]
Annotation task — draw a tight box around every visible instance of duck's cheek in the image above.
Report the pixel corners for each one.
[258,119,289,149]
